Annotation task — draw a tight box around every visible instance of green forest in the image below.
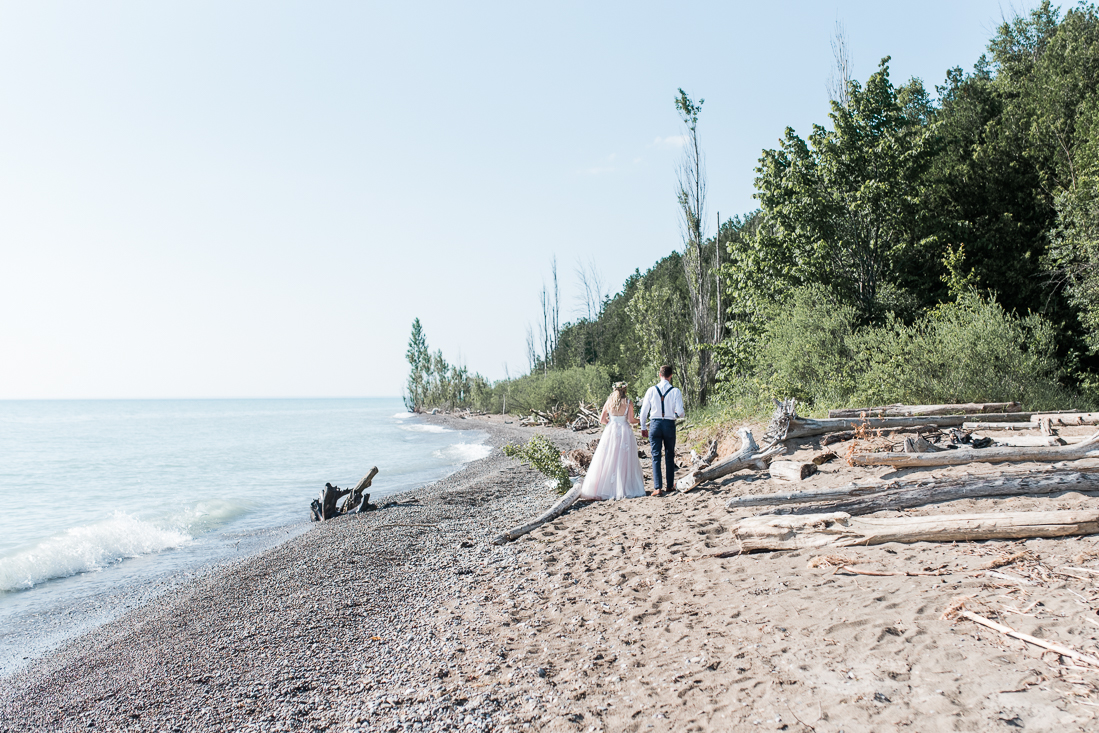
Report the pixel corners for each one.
[406,2,1099,420]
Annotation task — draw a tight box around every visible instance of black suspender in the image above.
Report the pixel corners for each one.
[656,385,672,418]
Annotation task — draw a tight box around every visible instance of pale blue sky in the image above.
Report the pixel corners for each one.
[0,1,1041,399]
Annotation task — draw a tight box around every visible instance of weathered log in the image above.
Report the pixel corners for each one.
[320,482,352,520]
[728,509,1099,552]
[675,429,784,492]
[821,424,940,446]
[850,432,1099,468]
[963,421,1040,430]
[828,402,1021,418]
[342,467,379,513]
[903,436,940,453]
[957,611,1099,668]
[690,439,719,468]
[763,398,798,444]
[726,470,1099,516]
[1034,412,1099,426]
[492,480,584,544]
[769,461,818,482]
[787,415,968,439]
[983,435,1067,447]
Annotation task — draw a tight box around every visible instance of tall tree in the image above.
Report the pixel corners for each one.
[404,318,430,411]
[675,88,718,404]
[750,58,934,320]
[827,19,853,108]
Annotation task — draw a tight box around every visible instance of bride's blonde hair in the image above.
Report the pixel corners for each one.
[604,382,629,413]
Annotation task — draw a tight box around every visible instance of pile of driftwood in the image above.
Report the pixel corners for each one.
[310,467,379,521]
[711,400,1099,552]
[494,397,1099,551]
[518,402,605,431]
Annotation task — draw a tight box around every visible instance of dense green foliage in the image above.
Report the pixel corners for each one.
[501,435,572,494]
[410,3,1099,416]
[752,287,1068,410]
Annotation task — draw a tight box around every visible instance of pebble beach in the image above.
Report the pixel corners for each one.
[6,414,1099,732]
[0,418,589,733]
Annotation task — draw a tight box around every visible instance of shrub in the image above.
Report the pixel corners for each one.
[747,286,1078,411]
[752,285,860,406]
[502,435,572,493]
[852,293,1070,410]
[501,364,613,414]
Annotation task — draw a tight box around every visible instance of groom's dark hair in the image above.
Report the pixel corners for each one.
[659,365,674,379]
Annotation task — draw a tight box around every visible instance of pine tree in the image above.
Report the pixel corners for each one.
[405,318,430,411]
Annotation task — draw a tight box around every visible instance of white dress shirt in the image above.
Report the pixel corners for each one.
[639,379,685,425]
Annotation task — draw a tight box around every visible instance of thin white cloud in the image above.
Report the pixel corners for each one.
[650,135,688,148]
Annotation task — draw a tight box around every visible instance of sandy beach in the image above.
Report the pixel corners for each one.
[4,414,1099,732]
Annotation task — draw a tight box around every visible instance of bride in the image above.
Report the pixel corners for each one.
[580,381,647,501]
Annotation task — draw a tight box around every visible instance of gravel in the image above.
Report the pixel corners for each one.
[0,418,590,733]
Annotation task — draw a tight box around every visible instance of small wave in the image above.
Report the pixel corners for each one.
[392,412,414,419]
[434,442,492,463]
[401,424,453,434]
[0,513,193,591]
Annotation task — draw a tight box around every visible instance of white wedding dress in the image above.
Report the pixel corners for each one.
[580,414,646,501]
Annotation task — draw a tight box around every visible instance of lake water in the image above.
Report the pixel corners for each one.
[0,398,488,676]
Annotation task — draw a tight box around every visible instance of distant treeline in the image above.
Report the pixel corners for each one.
[408,2,1099,415]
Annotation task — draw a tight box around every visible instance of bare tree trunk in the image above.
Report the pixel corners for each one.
[714,212,723,345]
[850,432,1099,468]
[676,89,714,406]
[726,469,1099,516]
[728,509,1099,553]
[551,256,560,364]
[828,402,1022,418]
[827,19,852,108]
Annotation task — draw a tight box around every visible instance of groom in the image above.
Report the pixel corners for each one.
[639,365,685,496]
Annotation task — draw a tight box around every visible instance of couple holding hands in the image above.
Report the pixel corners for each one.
[579,364,685,501]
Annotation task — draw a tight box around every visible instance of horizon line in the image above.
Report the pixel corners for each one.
[0,395,404,402]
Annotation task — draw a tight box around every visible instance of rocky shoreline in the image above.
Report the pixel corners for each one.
[0,416,589,733]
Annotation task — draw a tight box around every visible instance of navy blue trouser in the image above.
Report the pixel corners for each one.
[649,418,676,490]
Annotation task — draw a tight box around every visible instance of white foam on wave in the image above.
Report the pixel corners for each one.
[401,424,453,434]
[434,442,492,463]
[0,513,192,592]
[392,412,414,419]
[0,500,248,592]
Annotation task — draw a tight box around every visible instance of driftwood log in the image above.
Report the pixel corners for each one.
[963,421,1040,431]
[786,415,971,439]
[821,424,939,446]
[492,480,584,544]
[902,436,940,453]
[956,611,1099,668]
[791,411,1095,439]
[850,432,1099,468]
[345,467,379,513]
[982,435,1069,447]
[727,509,1099,552]
[1035,412,1099,426]
[310,468,380,521]
[769,461,818,481]
[690,439,718,468]
[828,402,1021,418]
[314,483,350,521]
[726,470,1099,516]
[674,429,784,492]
